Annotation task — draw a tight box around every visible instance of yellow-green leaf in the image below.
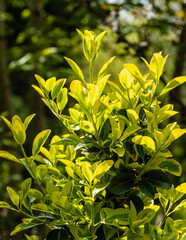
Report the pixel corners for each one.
[57,88,68,112]
[45,77,56,93]
[12,115,26,145]
[0,150,20,164]
[1,116,12,130]
[10,223,42,236]
[0,201,16,210]
[98,57,115,80]
[82,161,93,184]
[88,85,99,106]
[158,159,182,176]
[24,114,36,130]
[32,85,45,98]
[159,76,186,96]
[93,160,114,180]
[120,125,141,141]
[132,135,155,152]
[64,57,85,83]
[32,129,51,158]
[80,120,95,135]
[34,74,46,92]
[51,78,66,100]
[7,187,20,208]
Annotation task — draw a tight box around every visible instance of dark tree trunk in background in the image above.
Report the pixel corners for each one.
[171,2,186,123]
[28,0,45,136]
[0,0,12,114]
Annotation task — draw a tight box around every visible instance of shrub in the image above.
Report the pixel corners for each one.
[1,30,186,240]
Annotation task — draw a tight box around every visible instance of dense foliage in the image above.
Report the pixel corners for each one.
[1,30,186,239]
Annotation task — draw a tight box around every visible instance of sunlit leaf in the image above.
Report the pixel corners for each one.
[64,57,85,83]
[158,159,182,176]
[0,201,16,210]
[32,129,51,158]
[24,114,36,130]
[7,187,20,208]
[57,88,68,112]
[10,222,42,236]
[12,115,26,145]
[159,76,186,96]
[51,78,66,100]
[0,151,20,164]
[101,208,129,225]
[98,57,115,80]
[93,160,114,180]
[132,135,155,152]
[81,161,93,184]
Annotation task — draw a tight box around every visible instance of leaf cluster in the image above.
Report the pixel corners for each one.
[1,30,186,239]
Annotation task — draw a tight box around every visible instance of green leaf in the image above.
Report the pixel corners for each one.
[34,74,46,93]
[93,160,114,180]
[172,199,186,213]
[88,85,99,106]
[80,120,95,135]
[10,222,42,236]
[81,161,93,184]
[6,187,20,208]
[142,170,171,189]
[164,128,186,148]
[64,57,85,83]
[164,217,178,234]
[109,172,135,195]
[31,203,54,214]
[159,76,186,96]
[142,52,168,83]
[12,115,26,145]
[101,208,129,225]
[132,209,156,229]
[70,80,86,104]
[24,114,36,130]
[57,88,68,112]
[132,135,155,152]
[20,178,32,206]
[138,180,155,198]
[158,159,182,176]
[127,109,139,125]
[28,189,43,200]
[0,201,16,210]
[98,57,115,80]
[1,116,12,130]
[174,183,186,202]
[32,85,45,98]
[45,77,56,94]
[124,63,145,89]
[0,150,20,164]
[51,78,66,100]
[25,234,39,240]
[32,129,51,158]
[120,125,141,141]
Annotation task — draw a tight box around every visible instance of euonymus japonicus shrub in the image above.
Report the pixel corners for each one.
[1,30,186,240]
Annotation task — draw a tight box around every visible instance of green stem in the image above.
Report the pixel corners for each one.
[159,202,173,228]
[20,145,46,195]
[136,147,161,181]
[89,60,93,84]
[90,186,95,236]
[90,114,102,146]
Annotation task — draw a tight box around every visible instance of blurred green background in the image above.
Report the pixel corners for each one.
[0,0,186,239]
